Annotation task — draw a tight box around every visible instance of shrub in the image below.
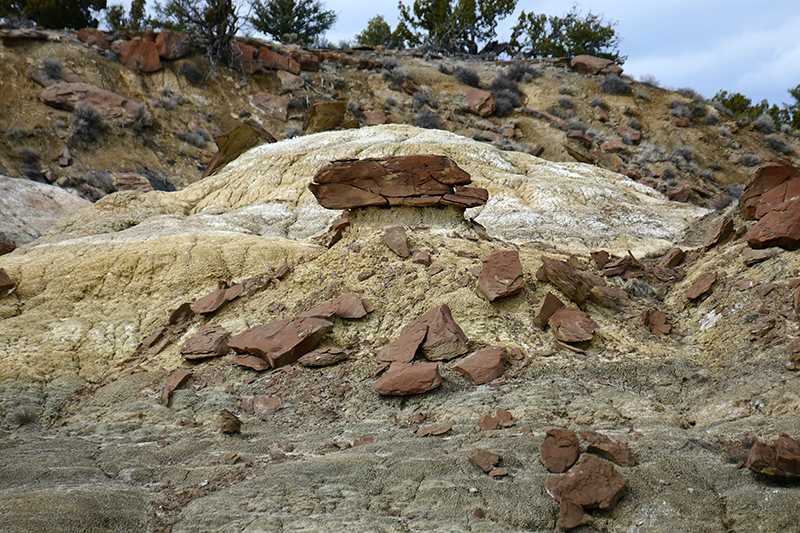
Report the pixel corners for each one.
[754,114,775,133]
[4,126,23,141]
[385,97,397,107]
[347,99,361,117]
[545,106,569,120]
[597,74,631,95]
[639,74,659,87]
[589,97,606,109]
[411,91,428,109]
[718,125,731,136]
[568,119,591,134]
[673,144,695,162]
[638,143,665,163]
[453,66,480,88]
[781,124,793,134]
[416,108,441,129]
[42,57,61,79]
[763,133,792,155]
[662,165,676,182]
[152,86,187,110]
[668,100,691,119]
[628,117,641,130]
[490,73,523,117]
[71,103,104,145]
[557,96,574,109]
[9,407,38,427]
[176,128,210,148]
[285,122,302,138]
[740,153,761,167]
[503,62,541,82]
[180,63,204,84]
[635,88,650,100]
[381,57,398,71]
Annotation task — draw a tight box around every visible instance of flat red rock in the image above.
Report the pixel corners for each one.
[549,308,598,343]
[541,428,580,473]
[465,88,498,117]
[374,361,442,395]
[545,454,628,530]
[746,197,800,250]
[469,448,501,473]
[570,55,623,76]
[160,369,191,406]
[308,155,487,210]
[453,346,508,385]
[382,226,410,258]
[228,316,334,368]
[703,218,734,249]
[297,346,349,367]
[685,272,718,300]
[477,250,524,301]
[181,324,229,359]
[579,431,637,466]
[301,292,370,319]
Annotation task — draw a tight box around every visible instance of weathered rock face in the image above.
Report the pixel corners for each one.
[308,155,487,209]
[739,159,800,220]
[477,250,524,301]
[155,30,192,59]
[202,123,276,178]
[746,198,800,250]
[40,82,153,125]
[0,175,92,247]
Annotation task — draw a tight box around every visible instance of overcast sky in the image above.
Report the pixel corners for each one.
[312,0,800,107]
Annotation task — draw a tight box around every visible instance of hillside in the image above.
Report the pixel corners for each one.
[1,28,800,533]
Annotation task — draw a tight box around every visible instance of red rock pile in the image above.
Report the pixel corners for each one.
[308,155,488,209]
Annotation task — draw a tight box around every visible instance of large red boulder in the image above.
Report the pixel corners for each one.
[308,155,487,209]
[739,159,800,220]
[570,55,623,76]
[465,88,497,117]
[374,362,442,395]
[541,428,580,473]
[746,197,800,249]
[228,316,333,368]
[746,433,800,481]
[453,346,508,385]
[155,30,192,59]
[118,39,162,72]
[378,304,469,363]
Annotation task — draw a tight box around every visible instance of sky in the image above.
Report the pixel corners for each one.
[313,0,800,107]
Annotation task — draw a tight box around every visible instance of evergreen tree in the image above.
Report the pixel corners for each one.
[249,0,336,44]
[355,14,407,48]
[510,6,624,64]
[1,0,106,28]
[397,0,516,53]
[150,0,240,63]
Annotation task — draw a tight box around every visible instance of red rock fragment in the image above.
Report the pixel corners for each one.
[220,409,242,433]
[477,250,524,301]
[382,226,410,258]
[685,272,718,300]
[658,247,684,269]
[465,88,498,117]
[454,346,508,385]
[258,46,301,74]
[746,433,800,481]
[416,423,453,437]
[533,292,565,329]
[590,251,610,269]
[544,454,628,530]
[374,361,442,395]
[241,395,282,417]
[541,428,580,473]
[579,431,637,466]
[363,110,388,125]
[549,308,598,343]
[378,304,468,362]
[412,250,431,265]
[478,415,500,431]
[489,467,509,477]
[541,257,602,305]
[40,82,153,125]
[191,284,244,314]
[703,218,734,249]
[469,448,501,473]
[297,346,349,367]
[76,28,111,49]
[251,92,289,121]
[496,408,515,427]
[643,310,671,337]
[302,292,370,319]
[228,316,334,368]
[231,355,271,371]
[160,369,191,406]
[616,125,640,144]
[181,324,229,359]
[0,268,16,297]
